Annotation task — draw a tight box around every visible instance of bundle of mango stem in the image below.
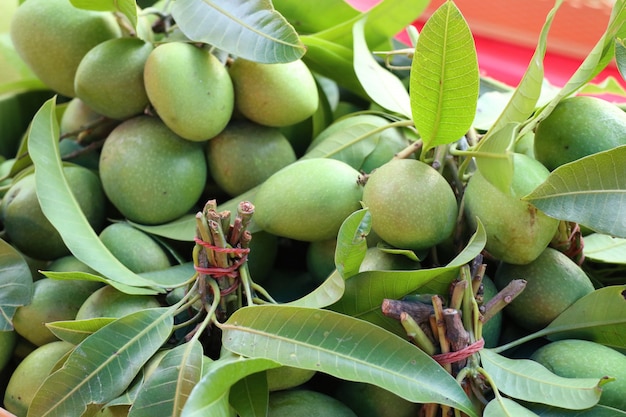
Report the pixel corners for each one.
[193,199,275,321]
[382,255,527,416]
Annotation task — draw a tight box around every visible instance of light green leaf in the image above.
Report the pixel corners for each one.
[334,209,370,279]
[171,0,305,64]
[480,349,603,409]
[484,397,539,417]
[578,75,626,98]
[182,355,280,417]
[139,263,196,288]
[28,308,174,417]
[129,214,197,242]
[473,122,516,194]
[524,401,626,416]
[229,371,268,417]
[410,0,479,151]
[27,98,163,293]
[0,238,32,331]
[42,271,160,295]
[271,0,358,35]
[523,146,626,238]
[583,233,626,264]
[46,317,116,345]
[129,341,203,417]
[353,18,411,117]
[283,269,345,309]
[69,0,137,29]
[222,306,478,416]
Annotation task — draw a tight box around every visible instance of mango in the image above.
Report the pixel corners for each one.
[362,158,458,251]
[531,339,626,410]
[75,285,161,320]
[10,0,121,97]
[494,247,594,331]
[254,158,363,242]
[99,116,207,225]
[75,37,153,120]
[229,58,319,127]
[333,381,421,417]
[268,389,357,417]
[464,153,560,265]
[205,120,296,196]
[144,42,234,141]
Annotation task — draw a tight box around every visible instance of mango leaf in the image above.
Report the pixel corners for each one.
[229,371,268,417]
[484,397,539,417]
[69,0,137,29]
[182,355,280,417]
[523,402,626,416]
[27,98,163,294]
[129,214,197,242]
[139,263,196,288]
[334,209,370,279]
[46,317,116,345]
[583,233,626,264]
[577,75,626,98]
[410,0,479,151]
[42,270,158,295]
[171,0,305,64]
[222,305,479,417]
[271,0,358,35]
[473,122,516,195]
[330,219,486,324]
[480,349,603,409]
[0,238,32,331]
[523,146,626,238]
[28,308,174,417]
[616,38,626,81]
[283,269,345,309]
[353,18,411,118]
[129,340,203,417]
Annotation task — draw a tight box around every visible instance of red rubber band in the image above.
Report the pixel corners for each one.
[194,255,248,278]
[194,237,250,256]
[432,339,484,365]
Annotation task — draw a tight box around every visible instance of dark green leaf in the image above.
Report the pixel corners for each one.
[524,401,626,416]
[171,0,305,64]
[182,355,280,417]
[334,209,370,279]
[222,305,478,416]
[27,98,163,294]
[410,0,479,151]
[523,146,626,238]
[480,349,602,409]
[615,37,626,81]
[0,238,32,331]
[129,341,203,417]
[229,371,268,417]
[28,308,174,417]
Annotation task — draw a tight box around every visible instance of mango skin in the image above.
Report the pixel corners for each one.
[99,116,207,225]
[144,42,234,141]
[254,158,363,242]
[75,37,153,120]
[362,158,458,251]
[531,339,626,410]
[229,58,319,127]
[10,0,121,97]
[268,389,357,417]
[464,153,560,265]
[534,96,626,170]
[494,247,594,332]
[75,285,161,320]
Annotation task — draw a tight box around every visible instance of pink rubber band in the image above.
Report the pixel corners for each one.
[432,339,485,365]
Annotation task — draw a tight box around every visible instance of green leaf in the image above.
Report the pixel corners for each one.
[583,233,626,264]
[69,0,137,29]
[353,18,411,118]
[334,209,370,279]
[129,214,197,242]
[42,271,160,295]
[577,76,626,98]
[28,308,174,417]
[139,263,197,288]
[182,355,280,417]
[473,122,516,194]
[0,238,32,331]
[27,98,163,293]
[229,371,268,417]
[129,341,203,417]
[46,317,116,345]
[283,269,345,309]
[523,146,626,238]
[524,402,626,416]
[616,37,626,81]
[271,0,358,35]
[410,0,479,151]
[171,0,305,64]
[484,397,539,417]
[480,349,603,409]
[222,305,478,416]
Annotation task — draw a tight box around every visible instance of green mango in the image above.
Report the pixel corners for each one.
[480,275,502,348]
[205,120,296,196]
[254,158,363,242]
[0,330,16,374]
[144,42,234,141]
[75,285,161,320]
[10,0,121,97]
[229,58,319,127]
[333,380,421,417]
[268,389,357,417]
[494,247,594,332]
[75,37,153,120]
[362,158,458,251]
[464,153,560,265]
[99,116,207,225]
[98,222,170,274]
[531,339,626,410]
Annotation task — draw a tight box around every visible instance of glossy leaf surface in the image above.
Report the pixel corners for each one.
[484,397,539,417]
[69,0,137,29]
[583,233,626,264]
[0,238,32,331]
